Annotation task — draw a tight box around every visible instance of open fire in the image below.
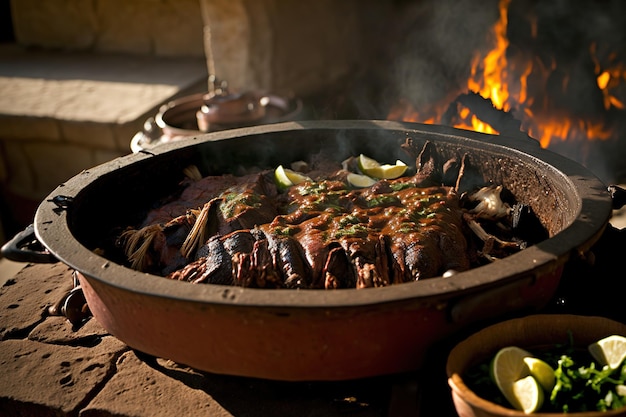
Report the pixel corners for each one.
[386,0,626,183]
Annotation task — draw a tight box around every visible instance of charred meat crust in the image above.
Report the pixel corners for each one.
[118,139,540,289]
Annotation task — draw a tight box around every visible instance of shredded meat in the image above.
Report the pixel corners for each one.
[116,139,540,289]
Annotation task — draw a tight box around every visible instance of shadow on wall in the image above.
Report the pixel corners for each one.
[0,186,39,247]
[0,0,14,43]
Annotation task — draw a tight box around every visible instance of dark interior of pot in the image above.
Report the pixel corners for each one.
[67,121,587,264]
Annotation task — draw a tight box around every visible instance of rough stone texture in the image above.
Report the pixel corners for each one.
[0,46,208,131]
[0,147,6,184]
[83,351,398,417]
[0,263,74,340]
[10,0,204,57]
[81,352,230,417]
[2,0,206,240]
[0,114,62,141]
[0,337,127,416]
[120,0,205,57]
[10,0,98,51]
[0,140,33,194]
[200,0,251,90]
[29,316,109,345]
[199,0,390,96]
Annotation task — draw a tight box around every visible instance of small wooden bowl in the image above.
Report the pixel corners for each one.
[446,314,626,417]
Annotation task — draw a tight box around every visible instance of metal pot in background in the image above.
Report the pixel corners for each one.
[131,86,302,153]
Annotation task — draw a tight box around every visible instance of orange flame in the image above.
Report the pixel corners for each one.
[592,44,626,111]
[389,0,625,150]
[467,0,511,114]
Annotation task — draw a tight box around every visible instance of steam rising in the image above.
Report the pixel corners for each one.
[387,0,500,109]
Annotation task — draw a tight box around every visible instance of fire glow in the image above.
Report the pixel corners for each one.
[388,0,626,150]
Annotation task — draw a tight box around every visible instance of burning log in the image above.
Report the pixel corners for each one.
[441,91,528,140]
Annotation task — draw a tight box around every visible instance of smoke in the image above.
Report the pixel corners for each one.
[371,0,626,183]
[385,0,501,109]
[381,0,625,111]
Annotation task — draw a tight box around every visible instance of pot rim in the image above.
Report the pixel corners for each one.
[33,120,612,309]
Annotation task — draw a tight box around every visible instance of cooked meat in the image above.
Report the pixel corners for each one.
[118,139,538,289]
[166,177,469,288]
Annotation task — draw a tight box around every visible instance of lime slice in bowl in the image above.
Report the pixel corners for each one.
[588,335,626,370]
[523,357,556,392]
[512,375,544,413]
[490,346,533,409]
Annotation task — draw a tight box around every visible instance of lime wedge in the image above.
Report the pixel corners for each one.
[512,375,544,413]
[357,154,381,171]
[357,154,407,179]
[347,173,377,188]
[274,165,312,190]
[523,357,556,392]
[490,346,533,409]
[588,335,626,370]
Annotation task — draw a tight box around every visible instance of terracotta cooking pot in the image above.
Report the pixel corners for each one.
[15,121,615,380]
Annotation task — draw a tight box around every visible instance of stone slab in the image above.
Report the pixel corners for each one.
[81,351,231,417]
[199,0,374,96]
[5,140,102,196]
[83,351,388,417]
[0,262,74,340]
[0,336,127,416]
[0,45,208,138]
[29,315,109,345]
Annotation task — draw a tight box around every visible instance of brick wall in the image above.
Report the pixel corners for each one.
[10,0,205,57]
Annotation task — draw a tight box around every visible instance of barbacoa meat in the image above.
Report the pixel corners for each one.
[117,139,537,289]
[167,179,468,288]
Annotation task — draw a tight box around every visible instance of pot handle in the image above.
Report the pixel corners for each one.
[1,224,58,264]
